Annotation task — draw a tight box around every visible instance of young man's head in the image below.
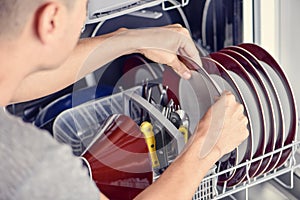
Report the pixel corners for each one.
[0,0,87,70]
[0,0,75,37]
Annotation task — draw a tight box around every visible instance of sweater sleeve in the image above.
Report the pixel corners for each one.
[0,109,100,200]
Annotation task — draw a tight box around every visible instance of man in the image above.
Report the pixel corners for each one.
[0,0,249,199]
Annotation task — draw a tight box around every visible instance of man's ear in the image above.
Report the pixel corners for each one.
[35,2,66,44]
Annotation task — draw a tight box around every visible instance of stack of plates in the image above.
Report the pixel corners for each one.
[183,43,298,187]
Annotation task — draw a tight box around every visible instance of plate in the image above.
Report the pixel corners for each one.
[121,55,164,90]
[220,49,277,176]
[209,75,248,165]
[176,56,246,182]
[226,46,287,171]
[162,55,226,159]
[224,46,285,173]
[81,114,153,200]
[209,52,267,184]
[201,57,253,186]
[177,56,222,159]
[238,43,298,169]
[178,55,222,131]
[179,71,219,136]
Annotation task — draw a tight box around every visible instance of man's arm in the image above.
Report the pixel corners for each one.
[100,192,109,200]
[11,24,199,103]
[10,31,124,103]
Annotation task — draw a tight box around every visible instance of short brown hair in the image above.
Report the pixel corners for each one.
[0,0,74,38]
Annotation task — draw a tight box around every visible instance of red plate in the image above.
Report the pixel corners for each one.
[122,55,163,89]
[209,52,267,185]
[201,57,253,186]
[163,55,222,131]
[81,114,153,200]
[224,46,285,173]
[220,49,277,176]
[238,43,298,169]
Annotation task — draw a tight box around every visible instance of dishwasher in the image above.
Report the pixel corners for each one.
[6,0,300,199]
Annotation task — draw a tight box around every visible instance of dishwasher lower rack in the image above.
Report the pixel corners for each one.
[193,140,300,200]
[150,140,300,200]
[151,166,218,200]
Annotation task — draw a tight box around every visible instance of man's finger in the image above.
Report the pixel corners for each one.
[167,55,191,80]
[180,37,202,67]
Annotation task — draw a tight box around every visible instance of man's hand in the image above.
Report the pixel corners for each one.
[119,24,200,79]
[192,91,249,158]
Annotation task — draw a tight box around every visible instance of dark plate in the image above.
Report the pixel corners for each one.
[122,55,164,89]
[209,52,267,185]
[179,70,221,153]
[201,57,253,186]
[81,114,153,200]
[238,43,298,169]
[178,55,222,133]
[220,49,277,176]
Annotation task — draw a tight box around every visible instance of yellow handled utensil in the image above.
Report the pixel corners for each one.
[140,121,160,168]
